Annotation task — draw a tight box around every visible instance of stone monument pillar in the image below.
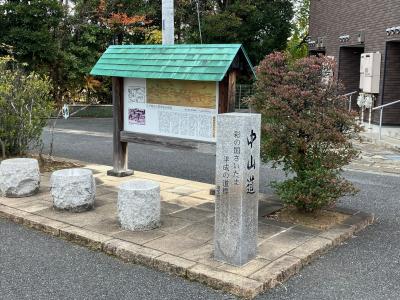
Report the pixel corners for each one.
[214,113,261,266]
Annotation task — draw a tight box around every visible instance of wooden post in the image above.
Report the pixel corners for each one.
[227,70,237,112]
[107,77,134,177]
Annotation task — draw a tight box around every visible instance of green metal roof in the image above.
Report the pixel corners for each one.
[90,44,255,81]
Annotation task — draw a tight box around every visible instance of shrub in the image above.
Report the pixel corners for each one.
[0,57,53,156]
[250,52,361,212]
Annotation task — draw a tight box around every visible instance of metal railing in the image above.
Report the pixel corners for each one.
[343,91,358,111]
[372,99,400,140]
[235,84,253,110]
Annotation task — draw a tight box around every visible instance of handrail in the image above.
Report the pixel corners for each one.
[343,91,358,97]
[343,91,358,111]
[371,99,400,140]
[372,99,400,110]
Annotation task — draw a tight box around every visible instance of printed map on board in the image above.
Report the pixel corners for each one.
[147,79,216,109]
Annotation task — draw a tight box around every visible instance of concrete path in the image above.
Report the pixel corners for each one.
[1,118,399,299]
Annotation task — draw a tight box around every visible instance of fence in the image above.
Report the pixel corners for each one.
[235,84,254,110]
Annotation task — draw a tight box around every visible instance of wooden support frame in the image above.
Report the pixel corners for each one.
[107,77,134,177]
[227,70,237,112]
[120,131,215,148]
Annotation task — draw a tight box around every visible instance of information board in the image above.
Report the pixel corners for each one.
[123,78,218,142]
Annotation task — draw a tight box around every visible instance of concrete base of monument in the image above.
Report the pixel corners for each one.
[0,158,374,299]
[107,169,134,177]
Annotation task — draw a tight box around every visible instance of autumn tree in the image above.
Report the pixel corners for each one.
[250,53,361,212]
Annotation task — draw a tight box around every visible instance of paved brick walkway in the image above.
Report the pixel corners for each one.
[348,139,400,175]
[0,161,374,298]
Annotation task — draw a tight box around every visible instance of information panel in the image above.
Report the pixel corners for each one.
[123,78,218,142]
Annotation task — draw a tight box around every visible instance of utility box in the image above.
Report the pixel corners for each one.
[359,52,381,94]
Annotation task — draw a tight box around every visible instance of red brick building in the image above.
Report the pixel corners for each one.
[309,0,400,125]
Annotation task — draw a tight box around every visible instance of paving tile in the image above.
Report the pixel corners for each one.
[175,222,214,242]
[318,224,353,244]
[144,234,205,255]
[95,174,134,184]
[37,192,53,201]
[257,229,313,261]
[96,186,117,197]
[195,202,215,212]
[170,207,214,222]
[166,196,208,207]
[160,191,182,201]
[97,184,119,192]
[93,203,117,217]
[182,182,214,191]
[190,191,216,201]
[160,202,187,215]
[289,237,333,264]
[103,239,164,262]
[154,254,197,276]
[59,226,112,250]
[12,200,52,213]
[258,223,286,239]
[181,244,223,268]
[40,175,51,187]
[249,255,302,288]
[84,164,110,172]
[218,257,271,277]
[165,186,201,196]
[160,215,195,233]
[37,208,107,227]
[0,196,37,207]
[135,172,190,185]
[258,217,295,229]
[94,196,115,207]
[113,229,167,245]
[187,264,264,299]
[292,225,323,235]
[158,182,177,191]
[84,218,124,235]
[22,214,69,236]
[0,204,31,223]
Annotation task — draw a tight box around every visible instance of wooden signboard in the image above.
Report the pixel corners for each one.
[123,78,218,143]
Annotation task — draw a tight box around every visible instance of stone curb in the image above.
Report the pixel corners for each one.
[0,203,374,299]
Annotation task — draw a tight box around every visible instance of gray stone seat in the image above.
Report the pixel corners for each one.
[50,168,95,212]
[0,158,40,198]
[118,180,160,231]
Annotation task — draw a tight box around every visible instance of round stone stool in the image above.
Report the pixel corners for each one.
[50,168,96,212]
[118,180,161,231]
[0,158,40,197]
